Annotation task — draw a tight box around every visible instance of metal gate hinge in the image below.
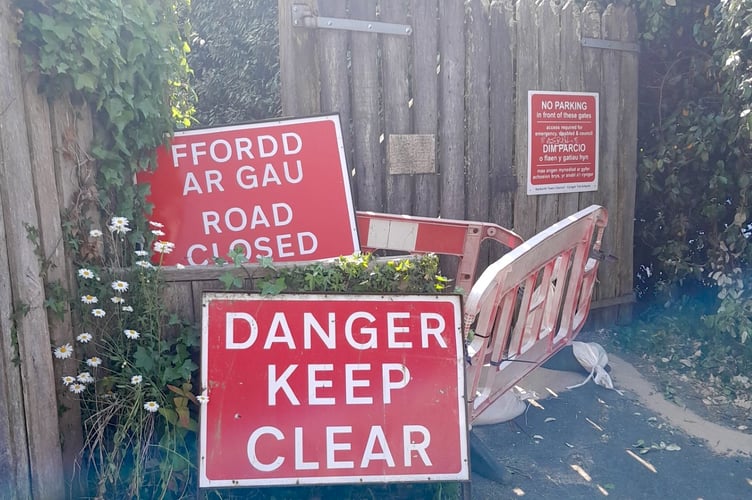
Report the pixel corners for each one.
[292,3,412,36]
[581,37,639,53]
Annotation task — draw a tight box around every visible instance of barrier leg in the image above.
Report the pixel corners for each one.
[469,429,505,483]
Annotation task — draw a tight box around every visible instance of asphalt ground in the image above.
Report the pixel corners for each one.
[469,355,752,499]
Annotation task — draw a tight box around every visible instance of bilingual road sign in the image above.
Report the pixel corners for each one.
[137,114,359,265]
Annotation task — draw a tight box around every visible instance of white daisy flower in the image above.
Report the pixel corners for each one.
[143,401,160,412]
[151,229,166,236]
[110,296,125,304]
[131,375,143,385]
[124,329,140,340]
[77,372,94,384]
[153,240,175,254]
[89,229,103,238]
[107,217,131,235]
[61,375,76,386]
[135,260,153,269]
[196,394,209,404]
[81,294,98,304]
[111,280,129,293]
[78,268,95,279]
[121,305,134,312]
[134,250,149,257]
[149,220,164,228]
[76,332,93,343]
[69,383,86,394]
[92,308,106,318]
[53,343,73,359]
[86,357,102,368]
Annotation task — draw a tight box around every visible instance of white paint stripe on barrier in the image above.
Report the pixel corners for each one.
[366,219,419,252]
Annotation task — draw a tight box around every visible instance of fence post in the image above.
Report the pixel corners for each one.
[0,0,66,497]
[278,0,320,117]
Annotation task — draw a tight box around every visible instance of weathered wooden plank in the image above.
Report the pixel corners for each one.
[317,1,355,206]
[513,0,539,238]
[0,0,65,494]
[382,1,413,215]
[278,0,320,116]
[23,72,84,484]
[578,2,602,214]
[162,281,196,325]
[558,0,584,219]
[488,0,516,240]
[465,0,491,226]
[350,0,384,211]
[616,5,638,323]
[595,3,623,320]
[411,0,440,217]
[0,147,31,500]
[438,0,466,220]
[536,0,563,232]
[191,280,229,328]
[465,0,491,269]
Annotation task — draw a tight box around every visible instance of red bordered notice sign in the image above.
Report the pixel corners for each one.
[136,114,359,266]
[528,91,599,195]
[199,293,469,487]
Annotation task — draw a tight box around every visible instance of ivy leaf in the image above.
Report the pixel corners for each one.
[257,256,275,269]
[260,277,286,295]
[219,271,242,290]
[73,71,98,92]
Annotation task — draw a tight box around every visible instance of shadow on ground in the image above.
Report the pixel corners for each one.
[469,334,752,499]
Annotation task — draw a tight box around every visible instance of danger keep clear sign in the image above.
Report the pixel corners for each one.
[199,293,469,488]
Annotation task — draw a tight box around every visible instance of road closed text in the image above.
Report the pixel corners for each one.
[200,294,468,487]
[137,115,359,266]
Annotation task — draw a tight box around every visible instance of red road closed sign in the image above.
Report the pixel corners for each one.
[137,114,359,266]
[199,293,469,487]
[528,91,599,195]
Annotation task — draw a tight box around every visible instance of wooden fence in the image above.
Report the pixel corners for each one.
[278,0,638,322]
[1,1,92,497]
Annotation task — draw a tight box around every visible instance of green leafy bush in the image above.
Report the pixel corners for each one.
[15,0,195,224]
[632,0,751,343]
[189,0,280,125]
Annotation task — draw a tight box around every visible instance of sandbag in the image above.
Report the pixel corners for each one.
[567,341,623,395]
[473,390,527,426]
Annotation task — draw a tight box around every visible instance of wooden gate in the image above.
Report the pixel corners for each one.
[278,0,638,322]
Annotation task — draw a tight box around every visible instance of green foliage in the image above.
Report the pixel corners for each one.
[15,0,195,227]
[257,253,451,295]
[189,0,280,125]
[633,0,752,342]
[613,293,752,395]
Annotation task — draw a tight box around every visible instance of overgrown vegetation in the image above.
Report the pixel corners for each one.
[189,0,280,125]
[15,0,195,230]
[634,0,752,337]
[606,0,752,413]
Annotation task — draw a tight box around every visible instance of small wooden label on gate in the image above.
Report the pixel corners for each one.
[388,134,436,174]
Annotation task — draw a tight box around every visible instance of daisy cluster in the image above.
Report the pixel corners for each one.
[53,218,209,413]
